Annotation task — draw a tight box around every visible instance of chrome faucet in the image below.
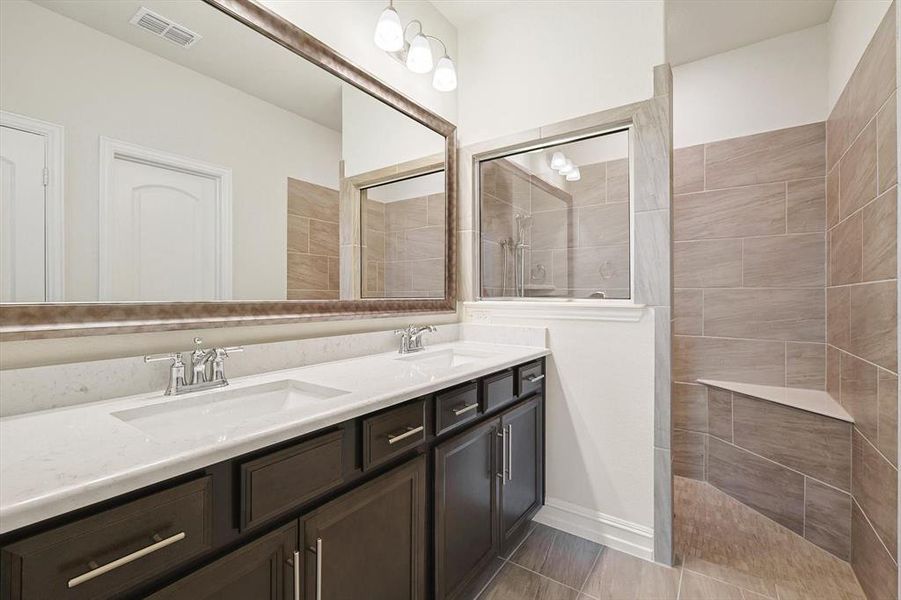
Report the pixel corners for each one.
[394,325,437,354]
[145,337,244,395]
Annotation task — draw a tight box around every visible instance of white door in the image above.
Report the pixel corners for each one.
[104,156,222,301]
[0,125,47,302]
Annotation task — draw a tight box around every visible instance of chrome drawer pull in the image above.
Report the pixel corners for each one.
[452,403,478,416]
[525,373,545,383]
[498,428,507,485]
[316,537,323,600]
[507,425,513,481]
[387,425,424,445]
[67,531,186,588]
[292,550,301,600]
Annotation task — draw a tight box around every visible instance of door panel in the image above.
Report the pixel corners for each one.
[302,456,426,600]
[0,125,46,302]
[499,395,543,555]
[434,418,498,600]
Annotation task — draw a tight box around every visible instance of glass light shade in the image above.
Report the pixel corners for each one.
[374,6,404,52]
[559,159,575,175]
[432,55,457,91]
[566,166,581,182]
[550,152,566,170]
[406,33,434,73]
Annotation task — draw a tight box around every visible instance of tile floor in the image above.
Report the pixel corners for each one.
[473,477,866,600]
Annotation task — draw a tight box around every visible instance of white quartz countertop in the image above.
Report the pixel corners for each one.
[697,379,853,423]
[0,341,548,534]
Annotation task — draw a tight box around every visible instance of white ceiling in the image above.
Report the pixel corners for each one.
[34,0,343,131]
[431,0,518,27]
[665,0,836,66]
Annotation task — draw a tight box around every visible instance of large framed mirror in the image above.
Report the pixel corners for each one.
[0,0,456,339]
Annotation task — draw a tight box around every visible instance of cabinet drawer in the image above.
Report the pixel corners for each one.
[1,477,212,600]
[517,361,545,398]
[435,381,480,435]
[363,399,427,470]
[482,369,515,412]
[240,429,345,530]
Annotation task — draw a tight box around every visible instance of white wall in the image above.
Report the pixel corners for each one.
[672,24,828,148]
[456,0,665,145]
[260,0,458,124]
[827,0,893,111]
[0,0,341,302]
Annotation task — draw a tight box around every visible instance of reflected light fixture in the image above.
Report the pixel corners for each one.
[433,55,457,91]
[405,31,434,73]
[566,166,581,182]
[559,159,575,175]
[373,2,403,52]
[550,151,566,170]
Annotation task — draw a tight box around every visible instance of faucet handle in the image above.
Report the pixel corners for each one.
[217,346,244,358]
[144,352,183,365]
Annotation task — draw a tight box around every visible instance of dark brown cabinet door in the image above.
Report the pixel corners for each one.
[147,521,297,600]
[434,418,499,600]
[301,456,427,600]
[499,395,543,555]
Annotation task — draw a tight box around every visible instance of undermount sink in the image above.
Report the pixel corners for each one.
[395,348,497,369]
[112,380,350,443]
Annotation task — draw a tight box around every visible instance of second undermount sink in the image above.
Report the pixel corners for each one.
[395,347,498,369]
[112,380,350,443]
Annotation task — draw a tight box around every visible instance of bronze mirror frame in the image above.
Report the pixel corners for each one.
[0,0,457,341]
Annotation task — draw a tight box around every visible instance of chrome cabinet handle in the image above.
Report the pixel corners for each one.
[507,425,513,481]
[291,550,300,600]
[452,403,478,416]
[498,428,507,485]
[316,537,323,600]
[526,373,545,383]
[387,425,424,445]
[67,531,185,588]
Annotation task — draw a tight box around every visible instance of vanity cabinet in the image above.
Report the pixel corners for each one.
[499,395,544,555]
[300,457,427,600]
[147,522,297,600]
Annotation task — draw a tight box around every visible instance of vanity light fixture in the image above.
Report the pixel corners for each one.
[550,151,566,170]
[373,1,404,52]
[559,159,575,175]
[565,166,581,182]
[374,4,457,91]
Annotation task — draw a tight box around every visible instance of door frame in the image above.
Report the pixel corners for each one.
[0,110,65,301]
[98,136,233,300]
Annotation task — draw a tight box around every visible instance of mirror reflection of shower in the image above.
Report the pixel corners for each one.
[500,214,532,296]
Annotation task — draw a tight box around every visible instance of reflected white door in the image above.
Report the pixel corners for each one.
[0,126,46,302]
[104,156,222,301]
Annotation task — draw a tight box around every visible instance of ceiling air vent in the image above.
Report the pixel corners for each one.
[129,7,201,48]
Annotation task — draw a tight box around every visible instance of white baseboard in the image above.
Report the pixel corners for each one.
[533,497,655,562]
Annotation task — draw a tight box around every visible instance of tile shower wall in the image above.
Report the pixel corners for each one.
[362,194,446,298]
[286,177,340,300]
[480,157,631,298]
[825,5,897,598]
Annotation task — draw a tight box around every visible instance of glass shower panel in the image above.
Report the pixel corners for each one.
[479,129,630,299]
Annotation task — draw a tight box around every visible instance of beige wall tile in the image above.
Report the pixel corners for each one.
[530,181,570,213]
[409,258,445,294]
[286,289,338,300]
[287,215,309,253]
[732,393,851,490]
[397,226,445,261]
[705,122,825,189]
[852,428,898,561]
[577,203,629,246]
[829,212,862,285]
[309,219,339,257]
[569,245,630,290]
[674,145,705,194]
[804,478,851,560]
[673,336,786,386]
[840,352,878,442]
[826,345,840,399]
[568,161,606,207]
[674,183,786,241]
[786,178,826,233]
[861,187,897,281]
[606,158,629,204]
[826,287,850,349]
[364,228,385,262]
[427,193,446,227]
[674,383,707,432]
[826,165,840,230]
[707,437,805,534]
[876,92,897,193]
[674,429,706,479]
[827,88,852,171]
[838,121,877,219]
[703,289,824,343]
[851,502,898,600]
[786,342,826,390]
[849,280,898,372]
[707,388,733,442]
[494,160,531,212]
[287,253,329,290]
[877,369,898,467]
[531,209,569,250]
[386,197,429,232]
[481,193,515,243]
[674,240,742,288]
[287,178,339,221]
[674,289,702,335]
[742,234,825,288]
[327,257,339,291]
